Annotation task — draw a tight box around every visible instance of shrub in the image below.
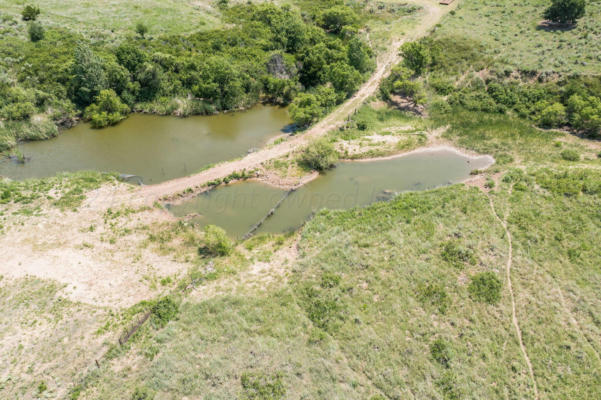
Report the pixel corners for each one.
[202,224,234,256]
[1,102,36,120]
[560,149,580,161]
[417,282,449,313]
[84,89,130,128]
[430,338,452,367]
[241,372,286,400]
[28,22,45,42]
[441,240,476,268]
[135,22,148,38]
[543,0,586,24]
[151,296,179,327]
[436,371,461,400]
[400,41,431,75]
[320,272,341,289]
[131,386,155,400]
[299,139,338,172]
[289,93,323,127]
[468,272,502,304]
[317,6,359,34]
[22,5,40,21]
[538,102,566,128]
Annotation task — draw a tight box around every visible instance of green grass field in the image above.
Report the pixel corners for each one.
[2,0,222,37]
[433,0,601,74]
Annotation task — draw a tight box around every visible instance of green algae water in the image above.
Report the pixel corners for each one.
[0,105,290,184]
[169,149,494,238]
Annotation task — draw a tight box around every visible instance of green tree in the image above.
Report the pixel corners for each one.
[115,43,148,73]
[544,0,586,24]
[135,22,149,38]
[289,93,323,127]
[538,102,566,127]
[328,62,361,98]
[194,57,244,110]
[28,22,45,42]
[567,94,601,137]
[135,62,163,101]
[22,5,40,21]
[84,89,129,128]
[71,44,108,107]
[299,139,338,171]
[400,41,431,75]
[347,37,372,73]
[318,6,359,34]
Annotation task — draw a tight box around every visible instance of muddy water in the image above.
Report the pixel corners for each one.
[169,149,494,238]
[0,105,290,183]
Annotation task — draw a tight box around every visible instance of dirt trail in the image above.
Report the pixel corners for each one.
[130,1,450,205]
[488,188,539,400]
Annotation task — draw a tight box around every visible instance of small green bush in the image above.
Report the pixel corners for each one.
[441,240,476,268]
[22,5,40,21]
[241,372,286,400]
[430,338,452,367]
[468,272,502,304]
[151,296,179,327]
[131,386,155,400]
[84,89,130,128]
[135,22,148,38]
[417,282,450,313]
[37,381,47,394]
[202,224,234,256]
[28,22,45,42]
[299,139,338,172]
[560,149,580,161]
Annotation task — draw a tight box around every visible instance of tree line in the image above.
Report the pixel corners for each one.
[0,1,373,151]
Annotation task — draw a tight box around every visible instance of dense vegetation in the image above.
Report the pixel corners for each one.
[381,36,601,138]
[0,1,373,151]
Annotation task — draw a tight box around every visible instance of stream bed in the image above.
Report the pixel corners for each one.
[169,149,494,238]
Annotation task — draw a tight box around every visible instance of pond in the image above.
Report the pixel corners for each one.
[168,149,494,238]
[0,105,290,184]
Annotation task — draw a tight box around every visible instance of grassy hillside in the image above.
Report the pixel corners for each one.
[433,0,601,74]
[1,0,601,399]
[1,0,222,37]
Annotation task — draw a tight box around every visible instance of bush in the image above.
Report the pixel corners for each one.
[202,224,234,256]
[417,282,449,313]
[135,22,148,38]
[28,22,45,42]
[84,89,130,128]
[131,386,155,400]
[543,0,586,24]
[441,240,476,268]
[430,338,452,367]
[151,296,179,327]
[468,272,502,304]
[317,6,359,34]
[560,149,580,161]
[400,41,431,75]
[538,102,566,128]
[299,139,338,172]
[22,5,40,21]
[1,102,36,120]
[241,372,286,400]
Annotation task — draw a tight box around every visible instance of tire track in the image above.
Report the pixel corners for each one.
[488,188,539,400]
